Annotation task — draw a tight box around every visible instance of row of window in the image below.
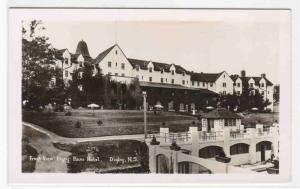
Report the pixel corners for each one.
[191,81,214,87]
[224,119,237,127]
[108,61,125,69]
[107,72,125,77]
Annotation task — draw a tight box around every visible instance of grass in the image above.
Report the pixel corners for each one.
[53,140,149,173]
[23,110,198,138]
[241,112,279,127]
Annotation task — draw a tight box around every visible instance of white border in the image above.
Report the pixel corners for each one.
[5,0,300,187]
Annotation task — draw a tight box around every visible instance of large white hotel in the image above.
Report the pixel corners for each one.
[53,40,274,111]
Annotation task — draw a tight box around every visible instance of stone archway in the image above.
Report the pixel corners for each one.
[199,146,225,159]
[256,141,272,162]
[156,154,170,173]
[178,161,211,174]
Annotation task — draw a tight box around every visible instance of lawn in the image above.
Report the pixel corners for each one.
[241,112,279,127]
[23,110,198,138]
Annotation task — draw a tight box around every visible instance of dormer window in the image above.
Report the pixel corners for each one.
[182,72,185,76]
[149,67,153,73]
[261,83,264,87]
[64,58,68,64]
[250,83,254,88]
[79,61,83,68]
[161,69,164,74]
[171,70,174,75]
[237,83,241,87]
[136,65,140,71]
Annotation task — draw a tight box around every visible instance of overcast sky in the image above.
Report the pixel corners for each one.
[42,19,282,84]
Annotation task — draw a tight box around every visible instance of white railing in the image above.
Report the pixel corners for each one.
[199,131,223,141]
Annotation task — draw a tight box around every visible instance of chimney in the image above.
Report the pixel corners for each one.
[241,70,246,77]
[261,73,266,78]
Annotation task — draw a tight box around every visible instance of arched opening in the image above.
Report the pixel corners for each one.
[230,143,249,155]
[256,141,272,161]
[199,146,224,159]
[178,161,211,174]
[156,154,170,173]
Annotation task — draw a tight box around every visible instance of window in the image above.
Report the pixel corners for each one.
[210,83,213,87]
[182,80,185,85]
[187,80,188,84]
[225,119,236,126]
[108,61,112,67]
[192,81,194,86]
[250,83,254,88]
[237,83,241,87]
[161,78,164,83]
[136,66,140,71]
[223,91,226,95]
[149,67,153,73]
[182,72,185,76]
[171,79,174,84]
[261,83,265,87]
[121,63,125,69]
[115,50,118,55]
[197,81,200,86]
[165,78,168,83]
[108,72,112,75]
[64,58,68,64]
[161,69,164,74]
[237,91,241,95]
[136,75,139,79]
[230,143,249,155]
[149,77,152,82]
[141,76,143,80]
[223,74,225,78]
[203,82,205,87]
[222,82,226,87]
[171,70,174,75]
[65,70,68,77]
[121,73,125,77]
[79,61,83,68]
[115,73,118,76]
[115,62,118,67]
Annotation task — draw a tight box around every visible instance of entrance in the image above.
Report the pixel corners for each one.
[261,145,266,161]
[207,119,214,132]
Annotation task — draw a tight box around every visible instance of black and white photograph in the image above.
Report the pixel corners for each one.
[7,7,293,185]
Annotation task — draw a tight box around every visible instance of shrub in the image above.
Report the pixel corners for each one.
[97,120,103,126]
[191,121,196,125]
[75,121,81,128]
[161,122,166,127]
[65,111,72,116]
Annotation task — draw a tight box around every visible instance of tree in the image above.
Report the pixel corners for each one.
[22,20,65,110]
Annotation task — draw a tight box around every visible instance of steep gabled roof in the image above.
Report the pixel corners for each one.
[54,48,67,60]
[191,72,224,82]
[94,44,117,64]
[76,40,91,57]
[240,76,273,86]
[199,108,242,119]
[230,74,240,82]
[128,58,189,74]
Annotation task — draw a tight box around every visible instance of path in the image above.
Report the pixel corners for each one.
[23,126,71,172]
[23,122,145,144]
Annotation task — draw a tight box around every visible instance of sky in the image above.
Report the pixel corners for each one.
[41,18,282,84]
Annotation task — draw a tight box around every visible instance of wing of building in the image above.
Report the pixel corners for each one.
[51,40,274,111]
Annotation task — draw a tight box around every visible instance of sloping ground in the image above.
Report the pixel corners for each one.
[23,110,198,138]
[241,113,279,127]
[22,126,71,173]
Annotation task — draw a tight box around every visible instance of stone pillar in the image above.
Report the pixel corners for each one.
[148,145,157,173]
[201,118,207,132]
[271,125,279,158]
[239,124,244,132]
[248,128,257,164]
[160,127,169,144]
[189,127,199,156]
[172,151,178,174]
[223,127,231,157]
